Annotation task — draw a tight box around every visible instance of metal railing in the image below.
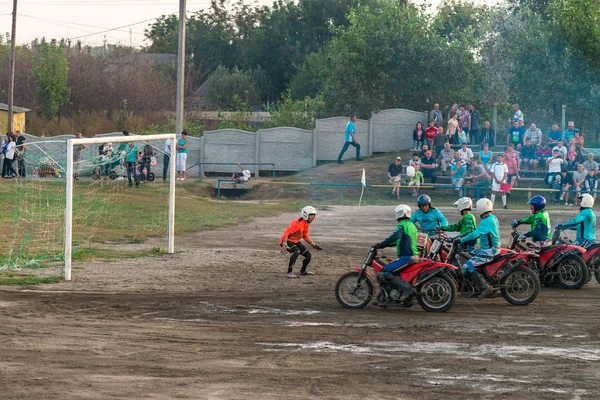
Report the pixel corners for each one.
[192,162,276,181]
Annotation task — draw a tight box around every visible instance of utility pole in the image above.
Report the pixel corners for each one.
[175,0,186,137]
[7,0,18,134]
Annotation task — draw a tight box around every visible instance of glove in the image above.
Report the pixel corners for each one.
[511,220,520,228]
[372,243,382,249]
[434,226,443,233]
[452,237,461,245]
[518,234,527,241]
[312,243,323,251]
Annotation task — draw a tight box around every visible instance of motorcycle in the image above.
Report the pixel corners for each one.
[427,232,540,306]
[551,228,600,284]
[335,247,458,313]
[508,226,588,289]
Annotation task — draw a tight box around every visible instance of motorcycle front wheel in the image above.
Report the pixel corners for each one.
[501,267,540,306]
[335,271,374,309]
[417,272,456,313]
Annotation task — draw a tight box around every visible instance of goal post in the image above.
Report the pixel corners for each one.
[64,133,177,281]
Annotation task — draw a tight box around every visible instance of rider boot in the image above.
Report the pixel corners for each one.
[470,272,494,300]
[390,275,414,301]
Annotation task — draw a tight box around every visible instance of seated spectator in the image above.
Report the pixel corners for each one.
[424,121,436,149]
[567,142,584,170]
[552,140,568,159]
[504,143,520,166]
[408,164,424,196]
[546,149,565,188]
[467,160,490,200]
[585,169,598,201]
[420,149,438,184]
[433,126,448,157]
[583,154,598,172]
[520,138,536,169]
[478,143,494,171]
[451,159,466,197]
[504,150,519,190]
[437,142,454,175]
[573,163,587,197]
[507,121,524,150]
[534,142,552,170]
[414,122,426,150]
[479,121,495,147]
[409,152,421,170]
[524,123,542,146]
[457,143,474,165]
[573,130,584,148]
[418,144,429,159]
[564,121,579,145]
[555,167,574,206]
[387,156,403,199]
[547,124,562,146]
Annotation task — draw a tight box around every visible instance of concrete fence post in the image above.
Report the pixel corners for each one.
[199,135,205,180]
[312,129,318,166]
[254,131,261,177]
[368,115,374,156]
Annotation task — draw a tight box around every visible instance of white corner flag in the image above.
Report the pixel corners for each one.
[359,168,366,207]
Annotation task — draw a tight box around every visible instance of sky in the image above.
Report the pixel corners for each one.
[0,0,501,49]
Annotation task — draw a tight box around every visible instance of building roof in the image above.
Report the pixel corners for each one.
[0,103,31,113]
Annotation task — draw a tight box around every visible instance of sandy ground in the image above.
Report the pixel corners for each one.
[1,205,600,399]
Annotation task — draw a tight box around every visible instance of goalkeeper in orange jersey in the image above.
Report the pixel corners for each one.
[279,206,323,278]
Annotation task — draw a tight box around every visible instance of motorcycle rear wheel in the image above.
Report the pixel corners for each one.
[593,257,600,284]
[335,271,374,309]
[501,267,540,306]
[417,273,456,313]
[556,254,588,290]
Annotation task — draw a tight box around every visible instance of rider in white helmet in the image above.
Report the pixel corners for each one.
[557,194,596,248]
[280,206,323,278]
[372,205,420,304]
[436,197,478,251]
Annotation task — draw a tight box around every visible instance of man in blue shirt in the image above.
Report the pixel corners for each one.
[337,115,363,164]
[547,124,562,146]
[507,121,525,151]
[563,121,579,145]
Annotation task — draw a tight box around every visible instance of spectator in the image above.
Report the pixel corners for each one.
[1,135,9,177]
[409,152,421,169]
[413,122,426,150]
[585,169,598,201]
[73,132,86,181]
[524,123,542,146]
[478,143,494,171]
[573,163,587,197]
[567,142,581,170]
[573,130,584,148]
[583,154,599,172]
[507,121,524,150]
[430,103,444,127]
[509,103,524,127]
[420,149,437,184]
[139,143,155,183]
[99,142,114,186]
[534,142,552,170]
[552,139,568,159]
[163,138,171,181]
[468,159,490,200]
[447,113,459,144]
[232,162,251,184]
[437,142,454,175]
[457,143,474,165]
[505,149,520,191]
[548,124,562,146]
[546,149,565,188]
[451,159,466,197]
[520,138,536,169]
[504,143,520,166]
[555,167,573,206]
[1,134,16,179]
[469,104,480,145]
[479,121,495,147]
[337,115,362,164]
[408,164,424,196]
[176,131,190,181]
[459,105,471,143]
[424,121,436,149]
[418,143,430,159]
[564,121,579,145]
[117,130,129,180]
[447,103,459,120]
[14,130,26,178]
[433,125,448,156]
[125,141,140,188]
[490,154,509,209]
[387,156,403,199]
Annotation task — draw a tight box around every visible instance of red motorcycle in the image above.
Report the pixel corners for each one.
[551,228,600,283]
[335,247,458,313]
[508,227,588,289]
[427,232,540,305]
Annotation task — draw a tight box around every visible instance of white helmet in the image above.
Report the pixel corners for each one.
[301,206,317,221]
[395,204,412,220]
[454,197,473,212]
[476,198,493,216]
[406,166,415,177]
[579,193,595,208]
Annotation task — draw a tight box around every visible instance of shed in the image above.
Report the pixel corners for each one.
[0,103,31,133]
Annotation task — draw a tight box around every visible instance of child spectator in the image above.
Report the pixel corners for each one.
[535,142,552,170]
[424,121,436,149]
[408,164,424,196]
[585,169,598,201]
[387,156,403,199]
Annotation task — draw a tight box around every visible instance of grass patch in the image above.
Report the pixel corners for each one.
[0,272,61,285]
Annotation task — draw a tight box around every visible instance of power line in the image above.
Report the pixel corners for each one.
[66,16,164,41]
[19,13,146,35]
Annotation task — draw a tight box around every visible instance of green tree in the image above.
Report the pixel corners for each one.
[32,41,70,119]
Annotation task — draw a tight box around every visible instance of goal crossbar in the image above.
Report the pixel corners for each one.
[65,133,177,281]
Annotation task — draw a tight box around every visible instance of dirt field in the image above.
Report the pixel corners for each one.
[2,205,600,399]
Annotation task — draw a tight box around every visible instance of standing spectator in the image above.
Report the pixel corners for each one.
[447,103,459,120]
[73,132,86,180]
[459,105,471,142]
[468,160,490,200]
[534,142,552,170]
[99,142,114,186]
[585,169,598,201]
[117,130,129,180]
[337,115,362,164]
[387,156,403,199]
[552,139,568,159]
[524,123,542,146]
[479,121,495,147]
[564,121,579,145]
[507,121,524,150]
[437,142,454,175]
[420,149,437,184]
[520,138,536,169]
[447,113,459,144]
[163,138,171,181]
[1,134,16,179]
[413,122,425,150]
[583,154,599,172]
[176,131,190,181]
[509,103,524,126]
[409,152,421,170]
[490,154,509,209]
[457,143,474,165]
[469,104,480,145]
[546,149,565,188]
[1,135,9,177]
[424,122,436,149]
[504,150,519,191]
[555,167,574,206]
[125,141,140,188]
[573,164,587,197]
[430,103,444,127]
[139,143,155,183]
[14,130,26,178]
[478,143,494,171]
[548,124,562,146]
[408,164,423,196]
[433,125,448,156]
[451,159,466,197]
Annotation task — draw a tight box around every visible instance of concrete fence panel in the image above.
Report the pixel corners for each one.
[203,129,257,173]
[259,127,314,171]
[315,117,369,161]
[371,109,425,152]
